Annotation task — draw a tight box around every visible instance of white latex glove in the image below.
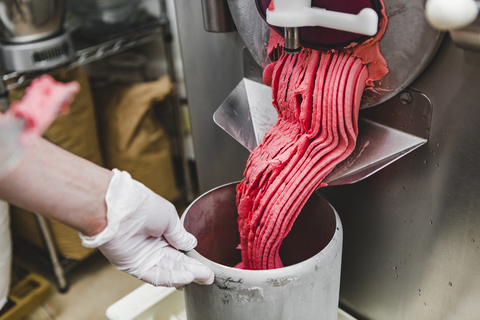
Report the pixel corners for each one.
[79,169,214,287]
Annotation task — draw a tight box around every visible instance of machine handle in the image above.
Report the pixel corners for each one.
[425,0,479,30]
[266,0,379,36]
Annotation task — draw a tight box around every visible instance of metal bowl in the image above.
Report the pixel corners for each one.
[67,0,142,36]
[181,182,343,320]
[0,0,66,44]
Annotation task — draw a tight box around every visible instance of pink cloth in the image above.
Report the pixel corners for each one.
[7,75,79,142]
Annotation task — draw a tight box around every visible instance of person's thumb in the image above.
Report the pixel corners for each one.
[163,218,197,252]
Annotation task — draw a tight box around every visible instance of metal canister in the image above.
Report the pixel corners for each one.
[0,0,66,43]
[181,182,343,320]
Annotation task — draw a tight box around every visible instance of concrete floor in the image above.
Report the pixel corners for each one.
[23,253,144,320]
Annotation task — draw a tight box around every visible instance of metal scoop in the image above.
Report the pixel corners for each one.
[266,0,379,53]
[213,75,432,186]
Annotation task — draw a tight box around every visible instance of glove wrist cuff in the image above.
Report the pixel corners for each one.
[79,169,139,248]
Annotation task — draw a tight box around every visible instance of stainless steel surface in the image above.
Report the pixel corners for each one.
[182,182,343,320]
[159,4,195,202]
[283,27,301,54]
[227,0,444,108]
[325,89,432,186]
[320,36,480,319]
[213,77,432,186]
[176,0,480,318]
[225,0,270,67]
[176,1,249,194]
[0,31,73,72]
[0,0,66,43]
[201,0,236,33]
[213,78,274,152]
[67,0,142,36]
[450,16,480,51]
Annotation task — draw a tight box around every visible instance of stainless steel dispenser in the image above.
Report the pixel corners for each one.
[174,0,480,318]
[0,0,73,72]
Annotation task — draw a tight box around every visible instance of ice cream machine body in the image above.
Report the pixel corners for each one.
[175,1,480,319]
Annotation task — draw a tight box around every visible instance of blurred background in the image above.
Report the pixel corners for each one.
[0,1,196,319]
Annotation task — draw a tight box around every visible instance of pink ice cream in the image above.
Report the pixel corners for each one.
[7,75,80,142]
[236,2,389,270]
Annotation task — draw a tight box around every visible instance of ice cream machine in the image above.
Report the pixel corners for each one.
[175,0,480,319]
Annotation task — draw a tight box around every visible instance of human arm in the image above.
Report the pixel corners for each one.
[0,135,111,236]
[0,136,214,287]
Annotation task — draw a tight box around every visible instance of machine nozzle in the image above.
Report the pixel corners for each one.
[283,27,301,54]
[265,0,379,53]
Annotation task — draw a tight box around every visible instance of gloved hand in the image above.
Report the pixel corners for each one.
[79,169,214,287]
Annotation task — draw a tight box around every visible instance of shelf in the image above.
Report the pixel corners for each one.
[2,17,168,91]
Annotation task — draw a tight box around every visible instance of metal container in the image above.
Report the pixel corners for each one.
[0,0,66,43]
[181,182,343,320]
[0,31,72,71]
[201,0,236,33]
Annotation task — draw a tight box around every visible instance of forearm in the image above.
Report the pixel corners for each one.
[0,136,112,236]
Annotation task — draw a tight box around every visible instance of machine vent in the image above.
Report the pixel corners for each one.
[32,43,71,64]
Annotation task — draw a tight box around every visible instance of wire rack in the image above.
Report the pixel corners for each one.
[2,18,168,93]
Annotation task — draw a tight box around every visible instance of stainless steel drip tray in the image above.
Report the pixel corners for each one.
[213,78,432,186]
